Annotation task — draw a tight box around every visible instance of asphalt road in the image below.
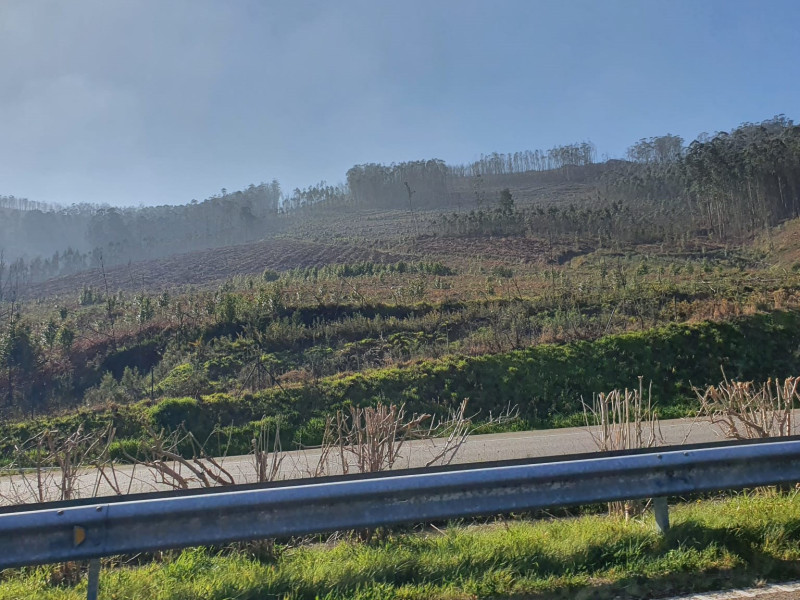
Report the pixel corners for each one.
[0,415,727,505]
[667,580,800,599]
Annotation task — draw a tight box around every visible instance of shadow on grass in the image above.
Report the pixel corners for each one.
[242,519,800,600]
[505,519,800,600]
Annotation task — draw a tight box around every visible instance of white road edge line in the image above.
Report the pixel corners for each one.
[663,580,800,600]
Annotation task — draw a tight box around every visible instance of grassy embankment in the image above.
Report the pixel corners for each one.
[3,309,800,459]
[3,492,800,599]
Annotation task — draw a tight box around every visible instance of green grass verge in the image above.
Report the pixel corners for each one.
[3,492,800,599]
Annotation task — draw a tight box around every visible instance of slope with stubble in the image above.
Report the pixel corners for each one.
[17,238,412,301]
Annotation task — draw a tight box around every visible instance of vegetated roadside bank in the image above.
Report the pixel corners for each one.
[5,232,798,422]
[2,491,800,599]
[2,309,799,460]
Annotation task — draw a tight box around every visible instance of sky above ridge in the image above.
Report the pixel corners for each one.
[1,0,799,207]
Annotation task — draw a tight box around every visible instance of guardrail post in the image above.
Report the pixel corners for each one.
[653,496,669,533]
[86,559,100,600]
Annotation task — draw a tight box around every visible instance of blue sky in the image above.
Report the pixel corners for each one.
[1,0,798,207]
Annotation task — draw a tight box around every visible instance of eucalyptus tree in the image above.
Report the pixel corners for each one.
[346,159,449,209]
[627,135,684,164]
[681,116,800,237]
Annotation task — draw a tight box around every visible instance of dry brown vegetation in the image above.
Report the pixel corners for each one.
[0,401,477,506]
[696,375,800,440]
[312,399,474,478]
[583,378,664,453]
[583,379,665,518]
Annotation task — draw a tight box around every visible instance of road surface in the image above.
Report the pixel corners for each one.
[0,415,731,504]
[3,416,798,600]
[668,580,800,599]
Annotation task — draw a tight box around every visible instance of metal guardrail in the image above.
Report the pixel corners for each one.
[2,437,800,599]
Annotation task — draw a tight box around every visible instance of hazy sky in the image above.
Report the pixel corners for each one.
[2,0,799,207]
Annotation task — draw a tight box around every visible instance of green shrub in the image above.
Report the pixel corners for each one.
[3,310,800,461]
[262,268,280,282]
[215,416,293,456]
[157,363,211,398]
[304,310,800,425]
[149,397,215,438]
[292,417,327,447]
[109,438,146,461]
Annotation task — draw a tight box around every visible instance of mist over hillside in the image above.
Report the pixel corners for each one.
[1,116,799,300]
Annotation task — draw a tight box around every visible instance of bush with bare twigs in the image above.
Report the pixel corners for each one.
[305,400,478,541]
[0,424,122,504]
[696,375,799,440]
[310,400,471,477]
[583,377,664,518]
[583,377,663,453]
[121,424,236,490]
[252,419,284,483]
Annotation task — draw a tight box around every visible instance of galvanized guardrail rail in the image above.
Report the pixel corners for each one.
[3,437,800,600]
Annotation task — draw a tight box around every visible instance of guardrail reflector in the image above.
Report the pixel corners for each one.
[73,526,86,547]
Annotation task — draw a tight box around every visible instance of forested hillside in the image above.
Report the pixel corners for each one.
[1,115,799,449]
[3,116,798,295]
[0,181,283,288]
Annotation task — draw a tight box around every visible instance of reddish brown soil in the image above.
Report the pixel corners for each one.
[19,238,412,300]
[766,217,800,267]
[409,236,592,265]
